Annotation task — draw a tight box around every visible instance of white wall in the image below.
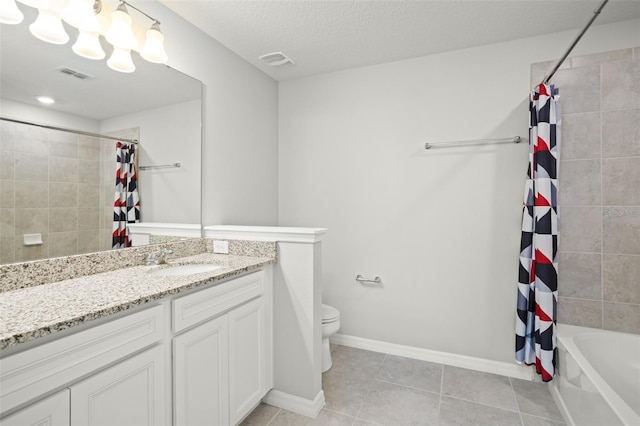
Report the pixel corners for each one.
[0,99,100,132]
[101,100,201,223]
[278,19,640,363]
[139,0,279,227]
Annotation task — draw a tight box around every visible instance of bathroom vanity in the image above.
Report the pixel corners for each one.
[0,249,275,426]
[1,227,327,424]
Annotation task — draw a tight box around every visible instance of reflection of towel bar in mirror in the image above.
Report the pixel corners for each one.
[139,162,181,171]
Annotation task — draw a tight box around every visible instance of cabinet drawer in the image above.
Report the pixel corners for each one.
[173,271,264,333]
[0,305,164,415]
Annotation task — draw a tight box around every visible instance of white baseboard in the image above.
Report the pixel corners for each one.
[263,389,325,418]
[331,333,535,381]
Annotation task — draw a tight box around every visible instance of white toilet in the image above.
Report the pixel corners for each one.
[321,304,341,372]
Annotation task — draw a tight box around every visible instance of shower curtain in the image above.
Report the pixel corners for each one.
[515,84,560,382]
[113,141,140,249]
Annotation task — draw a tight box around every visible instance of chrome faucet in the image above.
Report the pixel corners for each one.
[146,247,174,265]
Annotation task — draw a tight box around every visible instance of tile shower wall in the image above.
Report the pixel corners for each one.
[0,122,138,263]
[532,47,640,334]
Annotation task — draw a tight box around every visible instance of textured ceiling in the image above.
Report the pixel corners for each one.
[160,0,640,81]
[2,1,638,119]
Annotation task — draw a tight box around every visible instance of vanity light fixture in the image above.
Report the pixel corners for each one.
[29,8,69,44]
[107,47,136,73]
[2,0,168,73]
[16,0,50,8]
[61,0,99,32]
[0,0,24,24]
[105,2,137,49]
[140,22,168,64]
[72,31,105,60]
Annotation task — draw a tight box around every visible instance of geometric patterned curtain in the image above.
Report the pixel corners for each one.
[112,141,140,249]
[515,83,561,382]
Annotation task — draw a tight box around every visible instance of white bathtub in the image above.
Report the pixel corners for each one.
[551,324,640,426]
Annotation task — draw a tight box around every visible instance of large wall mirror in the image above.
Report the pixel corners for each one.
[0,5,202,265]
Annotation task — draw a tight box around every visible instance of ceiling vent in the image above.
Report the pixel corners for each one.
[259,52,295,67]
[56,66,95,80]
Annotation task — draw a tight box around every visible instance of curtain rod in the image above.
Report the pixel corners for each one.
[542,0,609,85]
[0,117,139,144]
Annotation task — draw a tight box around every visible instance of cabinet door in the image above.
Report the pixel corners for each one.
[173,315,229,426]
[1,390,70,426]
[228,297,266,425]
[70,345,165,426]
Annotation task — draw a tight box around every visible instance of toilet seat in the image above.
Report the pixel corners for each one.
[322,304,340,324]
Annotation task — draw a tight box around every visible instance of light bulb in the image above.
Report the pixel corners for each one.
[0,0,24,24]
[72,31,105,60]
[107,47,135,73]
[61,0,98,32]
[29,8,69,45]
[16,0,50,8]
[104,3,137,50]
[140,22,168,64]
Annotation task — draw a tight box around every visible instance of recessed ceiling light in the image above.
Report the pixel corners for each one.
[36,96,55,104]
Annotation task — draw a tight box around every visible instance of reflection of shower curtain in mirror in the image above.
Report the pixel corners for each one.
[113,142,140,249]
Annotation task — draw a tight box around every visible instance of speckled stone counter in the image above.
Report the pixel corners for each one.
[0,252,275,350]
[0,239,209,293]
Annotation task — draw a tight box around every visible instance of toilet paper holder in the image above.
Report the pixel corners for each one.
[355,275,381,284]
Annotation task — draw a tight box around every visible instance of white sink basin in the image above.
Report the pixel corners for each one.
[149,264,222,277]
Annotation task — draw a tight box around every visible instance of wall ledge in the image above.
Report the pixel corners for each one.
[204,225,327,243]
[128,223,201,238]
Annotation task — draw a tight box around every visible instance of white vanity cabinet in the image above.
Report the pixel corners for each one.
[228,297,267,425]
[0,304,165,426]
[172,270,272,426]
[173,315,230,425]
[70,345,166,426]
[0,267,273,426]
[3,347,165,426]
[0,390,70,426]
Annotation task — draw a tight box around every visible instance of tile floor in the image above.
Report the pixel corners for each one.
[241,345,565,426]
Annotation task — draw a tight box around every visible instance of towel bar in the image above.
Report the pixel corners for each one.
[355,275,381,284]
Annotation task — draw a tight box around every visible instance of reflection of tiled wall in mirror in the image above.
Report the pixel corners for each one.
[531,47,640,334]
[0,122,140,264]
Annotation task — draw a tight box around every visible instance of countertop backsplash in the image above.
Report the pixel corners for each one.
[0,238,276,293]
[207,238,277,258]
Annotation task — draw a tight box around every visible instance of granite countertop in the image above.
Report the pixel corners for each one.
[0,253,275,350]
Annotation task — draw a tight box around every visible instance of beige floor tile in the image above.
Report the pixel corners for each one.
[243,345,565,426]
[511,378,564,422]
[521,413,566,426]
[269,409,353,426]
[357,380,439,426]
[442,366,518,411]
[376,355,443,393]
[239,403,280,426]
[439,396,521,426]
